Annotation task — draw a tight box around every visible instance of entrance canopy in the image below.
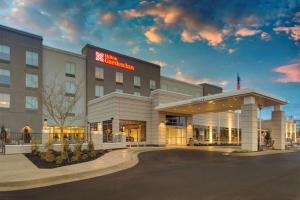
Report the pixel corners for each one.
[155,88,288,115]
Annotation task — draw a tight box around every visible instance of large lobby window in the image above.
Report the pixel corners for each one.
[25,73,38,88]
[95,85,104,97]
[95,67,104,80]
[103,120,113,143]
[0,68,10,86]
[220,127,229,143]
[134,76,141,87]
[166,115,186,126]
[116,72,123,83]
[193,125,209,142]
[150,79,156,90]
[0,93,10,108]
[25,96,38,110]
[119,120,146,142]
[65,62,76,77]
[26,51,38,66]
[0,44,10,61]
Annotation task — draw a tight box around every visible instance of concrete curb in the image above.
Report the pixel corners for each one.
[228,149,298,157]
[0,149,156,191]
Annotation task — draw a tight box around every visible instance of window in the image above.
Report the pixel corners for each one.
[150,80,156,90]
[65,62,76,76]
[64,100,75,114]
[0,93,10,108]
[166,115,187,126]
[134,76,141,87]
[133,91,140,96]
[116,88,123,93]
[95,85,104,97]
[0,69,10,85]
[103,120,113,143]
[116,72,123,83]
[119,120,146,142]
[26,51,38,66]
[95,67,104,79]
[25,96,38,110]
[65,81,76,94]
[25,73,38,88]
[0,44,10,61]
[161,83,168,90]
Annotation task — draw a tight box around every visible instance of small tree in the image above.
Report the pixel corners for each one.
[42,76,83,144]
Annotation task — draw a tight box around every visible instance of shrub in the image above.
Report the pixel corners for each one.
[71,142,83,162]
[62,141,72,163]
[31,139,40,156]
[41,149,55,162]
[81,153,88,160]
[88,141,97,158]
[56,151,67,165]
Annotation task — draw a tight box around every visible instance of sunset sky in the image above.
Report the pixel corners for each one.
[0,0,299,119]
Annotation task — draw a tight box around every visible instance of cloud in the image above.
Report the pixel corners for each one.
[99,11,117,25]
[235,28,261,37]
[151,60,166,67]
[145,26,164,44]
[130,46,140,55]
[228,48,236,54]
[260,32,271,41]
[123,1,227,46]
[273,63,300,83]
[148,47,156,53]
[174,70,228,87]
[273,26,300,41]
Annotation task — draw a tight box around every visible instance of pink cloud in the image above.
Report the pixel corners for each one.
[235,28,261,37]
[99,12,116,25]
[274,63,300,83]
[273,26,300,41]
[145,26,164,44]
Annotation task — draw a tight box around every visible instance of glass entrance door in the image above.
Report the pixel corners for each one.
[166,128,186,145]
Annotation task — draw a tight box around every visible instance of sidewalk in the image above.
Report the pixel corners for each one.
[0,147,164,191]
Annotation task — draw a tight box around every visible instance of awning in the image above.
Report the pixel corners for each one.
[155,88,288,115]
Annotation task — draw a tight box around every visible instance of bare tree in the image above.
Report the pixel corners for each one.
[42,76,83,143]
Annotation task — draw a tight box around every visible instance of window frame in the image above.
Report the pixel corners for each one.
[26,51,39,67]
[0,93,10,108]
[150,79,156,90]
[134,76,141,87]
[95,85,104,97]
[65,81,76,95]
[65,62,76,77]
[116,72,123,84]
[25,96,38,110]
[25,73,38,88]
[95,67,104,80]
[0,68,10,86]
[0,44,10,62]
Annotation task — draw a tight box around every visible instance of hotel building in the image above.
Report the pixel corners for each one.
[0,25,298,151]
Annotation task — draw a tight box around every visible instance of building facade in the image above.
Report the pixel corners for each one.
[0,25,298,150]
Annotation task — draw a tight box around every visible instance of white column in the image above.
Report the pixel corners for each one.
[241,96,258,151]
[186,116,193,145]
[228,127,232,144]
[91,122,103,150]
[272,105,285,150]
[209,126,213,143]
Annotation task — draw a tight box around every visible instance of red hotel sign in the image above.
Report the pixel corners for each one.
[95,51,135,71]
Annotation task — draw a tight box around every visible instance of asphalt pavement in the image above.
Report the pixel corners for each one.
[1,149,300,200]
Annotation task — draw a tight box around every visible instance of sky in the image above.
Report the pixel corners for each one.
[0,0,299,119]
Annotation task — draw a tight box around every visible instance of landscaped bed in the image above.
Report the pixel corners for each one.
[24,141,116,169]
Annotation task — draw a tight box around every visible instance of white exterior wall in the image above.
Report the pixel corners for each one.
[150,90,193,145]
[160,76,203,97]
[88,92,152,142]
[43,46,86,127]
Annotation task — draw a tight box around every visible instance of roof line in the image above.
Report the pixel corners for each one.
[0,24,43,40]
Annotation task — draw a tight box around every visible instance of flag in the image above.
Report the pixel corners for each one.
[237,73,241,90]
